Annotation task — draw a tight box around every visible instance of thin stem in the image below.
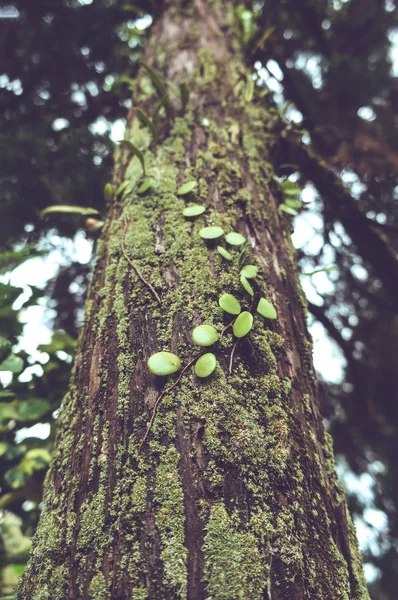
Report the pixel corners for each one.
[229,340,239,374]
[121,217,161,305]
[138,356,198,454]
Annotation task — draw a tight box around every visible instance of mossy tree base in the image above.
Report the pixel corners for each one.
[19,2,369,599]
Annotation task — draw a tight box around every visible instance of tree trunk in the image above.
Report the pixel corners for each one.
[19,2,369,599]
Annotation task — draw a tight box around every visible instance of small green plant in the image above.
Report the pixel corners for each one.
[233,311,253,338]
[217,246,232,260]
[118,139,146,175]
[225,232,246,246]
[183,205,205,218]
[137,178,152,194]
[240,265,258,279]
[194,353,217,378]
[147,352,181,376]
[177,181,197,195]
[192,325,219,346]
[199,226,225,240]
[257,298,277,319]
[219,293,241,315]
[240,275,254,296]
[136,107,157,140]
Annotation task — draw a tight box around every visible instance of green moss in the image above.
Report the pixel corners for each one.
[203,503,266,599]
[153,447,188,598]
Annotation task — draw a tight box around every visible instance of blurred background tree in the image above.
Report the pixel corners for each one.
[0,0,397,598]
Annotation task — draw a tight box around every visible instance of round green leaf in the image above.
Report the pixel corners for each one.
[217,246,232,261]
[225,232,246,246]
[240,265,258,279]
[177,181,197,195]
[199,226,224,240]
[192,325,219,346]
[218,293,241,315]
[183,205,206,218]
[240,275,254,296]
[194,353,217,378]
[257,298,277,319]
[147,352,181,376]
[233,311,253,338]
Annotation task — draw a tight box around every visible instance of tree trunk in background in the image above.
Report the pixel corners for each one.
[19,2,369,599]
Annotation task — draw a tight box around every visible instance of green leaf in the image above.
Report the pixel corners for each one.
[41,205,100,217]
[18,398,50,421]
[233,311,253,338]
[225,232,246,246]
[23,448,52,471]
[218,293,241,315]
[194,353,217,378]
[217,246,233,261]
[285,198,301,209]
[180,82,190,111]
[240,275,254,296]
[199,226,224,240]
[192,325,219,347]
[147,352,181,376]
[4,467,29,489]
[104,183,113,202]
[136,107,157,140]
[116,180,129,196]
[257,298,277,319]
[118,140,146,175]
[177,181,197,195]
[279,204,298,216]
[153,93,170,121]
[0,402,19,422]
[183,205,206,218]
[0,354,23,373]
[281,180,300,195]
[240,265,258,279]
[140,60,168,99]
[137,178,152,194]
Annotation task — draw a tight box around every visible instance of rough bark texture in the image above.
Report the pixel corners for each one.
[19,2,369,599]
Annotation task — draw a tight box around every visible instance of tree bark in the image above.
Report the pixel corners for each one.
[19,2,369,599]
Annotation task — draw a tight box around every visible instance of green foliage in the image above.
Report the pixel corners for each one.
[225,232,246,246]
[137,178,153,194]
[192,325,219,347]
[257,298,277,320]
[217,246,233,261]
[194,353,217,378]
[199,226,225,240]
[136,107,157,140]
[183,205,206,217]
[240,275,254,297]
[177,181,197,195]
[218,294,241,315]
[233,311,253,338]
[240,265,258,279]
[118,139,146,175]
[147,352,181,376]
